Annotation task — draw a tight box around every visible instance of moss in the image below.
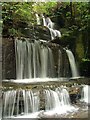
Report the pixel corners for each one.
[76,42,84,60]
[76,33,84,61]
[80,60,90,77]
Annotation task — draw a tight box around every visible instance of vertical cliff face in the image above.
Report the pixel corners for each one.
[2,37,16,79]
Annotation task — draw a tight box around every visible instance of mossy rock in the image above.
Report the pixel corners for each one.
[80,61,90,77]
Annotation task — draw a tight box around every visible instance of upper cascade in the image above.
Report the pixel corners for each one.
[35,13,41,25]
[36,13,61,40]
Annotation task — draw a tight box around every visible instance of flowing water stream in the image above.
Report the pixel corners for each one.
[15,39,79,80]
[66,49,79,78]
[81,85,90,104]
[41,14,61,40]
[2,14,81,119]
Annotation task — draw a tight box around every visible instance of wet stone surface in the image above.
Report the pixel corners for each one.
[38,102,89,118]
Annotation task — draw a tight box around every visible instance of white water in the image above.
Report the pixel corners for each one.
[58,50,62,77]
[3,13,80,119]
[3,87,78,118]
[40,46,48,78]
[3,90,40,117]
[41,14,61,40]
[81,85,90,104]
[35,13,41,25]
[15,39,79,80]
[15,39,56,79]
[3,78,68,84]
[44,87,78,116]
[66,49,79,78]
[45,17,54,29]
[41,14,47,26]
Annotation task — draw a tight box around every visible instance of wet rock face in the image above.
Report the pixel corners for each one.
[2,37,16,79]
[35,26,51,41]
[21,25,51,41]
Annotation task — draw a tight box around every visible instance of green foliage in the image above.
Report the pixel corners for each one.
[32,2,57,15]
[2,2,35,36]
[2,2,34,24]
[2,2,58,36]
[82,58,90,62]
[2,2,90,49]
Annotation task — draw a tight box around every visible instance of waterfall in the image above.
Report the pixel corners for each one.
[3,86,78,118]
[15,38,79,80]
[44,88,71,112]
[3,90,40,117]
[66,49,79,78]
[3,90,17,117]
[2,87,77,118]
[40,46,48,78]
[15,39,56,79]
[48,47,55,78]
[42,14,47,26]
[35,13,41,25]
[81,85,90,104]
[54,30,61,38]
[44,87,77,116]
[45,17,54,29]
[49,28,57,40]
[58,50,62,77]
[41,14,61,40]
[2,13,81,119]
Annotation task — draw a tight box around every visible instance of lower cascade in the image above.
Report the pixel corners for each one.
[2,86,78,118]
[81,85,90,104]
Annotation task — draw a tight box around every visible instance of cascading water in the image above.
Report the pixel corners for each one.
[3,89,40,118]
[35,14,78,78]
[41,14,61,40]
[43,86,78,116]
[66,49,79,78]
[15,39,56,79]
[58,50,62,77]
[41,14,47,26]
[81,85,90,104]
[2,87,78,118]
[35,13,41,25]
[15,38,77,81]
[2,13,80,119]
